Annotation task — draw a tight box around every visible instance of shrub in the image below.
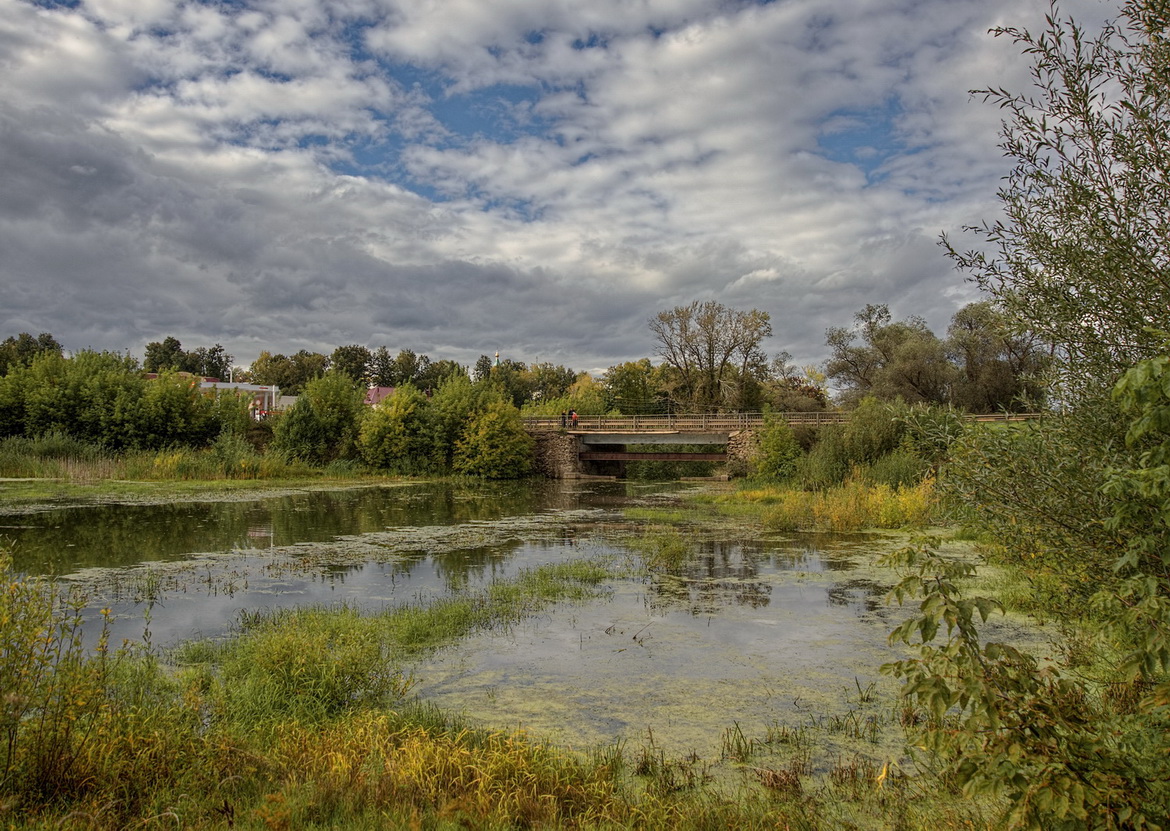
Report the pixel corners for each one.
[861,448,930,489]
[0,552,114,800]
[273,373,365,465]
[452,400,534,479]
[358,384,431,473]
[841,397,909,464]
[754,415,803,481]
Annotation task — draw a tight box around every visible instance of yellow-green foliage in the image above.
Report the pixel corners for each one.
[1,555,116,800]
[733,477,937,532]
[268,716,623,827]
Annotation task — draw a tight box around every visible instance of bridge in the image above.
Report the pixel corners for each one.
[520,412,843,432]
[522,411,1040,479]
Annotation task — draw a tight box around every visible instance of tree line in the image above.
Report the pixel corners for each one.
[2,290,1048,432]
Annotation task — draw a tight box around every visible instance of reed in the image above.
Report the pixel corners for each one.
[724,476,938,532]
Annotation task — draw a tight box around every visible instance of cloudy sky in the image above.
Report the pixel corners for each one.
[0,0,1113,374]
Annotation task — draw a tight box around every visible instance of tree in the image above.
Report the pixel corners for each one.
[452,400,534,479]
[272,373,364,464]
[369,346,396,387]
[487,358,533,409]
[944,0,1170,399]
[897,4,1170,826]
[143,336,186,373]
[330,345,372,384]
[188,344,233,380]
[603,359,663,414]
[144,338,232,380]
[249,350,328,395]
[754,414,802,480]
[389,349,426,388]
[416,359,466,393]
[649,301,772,411]
[473,354,494,383]
[526,362,576,403]
[945,302,1049,412]
[762,354,829,412]
[825,305,956,407]
[0,332,61,376]
[358,384,431,473]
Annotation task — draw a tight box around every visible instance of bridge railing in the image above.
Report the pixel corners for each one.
[521,412,847,431]
[521,411,1042,432]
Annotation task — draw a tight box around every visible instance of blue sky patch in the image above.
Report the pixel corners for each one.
[816,101,909,183]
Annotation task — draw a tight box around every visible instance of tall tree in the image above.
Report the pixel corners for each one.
[249,350,328,395]
[143,336,186,373]
[824,305,956,407]
[603,358,666,414]
[473,354,494,383]
[416,359,466,393]
[188,344,233,380]
[0,332,61,376]
[331,344,372,384]
[143,337,232,380]
[649,301,772,411]
[370,346,396,387]
[946,301,1049,412]
[526,362,576,403]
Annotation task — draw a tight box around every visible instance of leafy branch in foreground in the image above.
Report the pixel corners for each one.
[882,537,1168,830]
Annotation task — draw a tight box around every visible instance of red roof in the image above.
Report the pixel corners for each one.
[364,386,395,406]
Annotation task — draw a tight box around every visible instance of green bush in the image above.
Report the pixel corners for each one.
[795,424,849,489]
[1,553,115,799]
[754,415,803,481]
[842,397,909,464]
[358,383,431,473]
[859,447,930,488]
[452,400,534,479]
[273,373,365,465]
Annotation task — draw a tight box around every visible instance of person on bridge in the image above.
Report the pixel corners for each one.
[570,410,579,427]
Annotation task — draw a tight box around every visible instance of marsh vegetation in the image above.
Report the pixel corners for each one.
[2,476,1030,829]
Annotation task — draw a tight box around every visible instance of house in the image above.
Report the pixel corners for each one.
[200,381,281,419]
[364,386,395,406]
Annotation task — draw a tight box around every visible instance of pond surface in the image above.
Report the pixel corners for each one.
[0,480,974,759]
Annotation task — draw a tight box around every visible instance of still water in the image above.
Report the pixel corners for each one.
[1,480,917,758]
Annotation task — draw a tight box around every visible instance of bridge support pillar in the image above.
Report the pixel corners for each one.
[530,431,585,479]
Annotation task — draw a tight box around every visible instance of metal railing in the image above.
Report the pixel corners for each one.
[521,411,1041,432]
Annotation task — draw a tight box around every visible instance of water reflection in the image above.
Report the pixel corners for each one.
[825,578,888,615]
[0,480,669,576]
[646,540,775,615]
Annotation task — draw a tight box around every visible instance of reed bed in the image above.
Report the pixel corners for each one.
[728,477,938,532]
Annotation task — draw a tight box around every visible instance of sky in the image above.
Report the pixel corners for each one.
[0,0,1114,376]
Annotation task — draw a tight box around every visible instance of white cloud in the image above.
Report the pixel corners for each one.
[0,0,1122,372]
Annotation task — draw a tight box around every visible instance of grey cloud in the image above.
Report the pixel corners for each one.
[0,0,1118,377]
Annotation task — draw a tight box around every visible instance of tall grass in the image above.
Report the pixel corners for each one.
[0,433,354,482]
[730,476,938,532]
